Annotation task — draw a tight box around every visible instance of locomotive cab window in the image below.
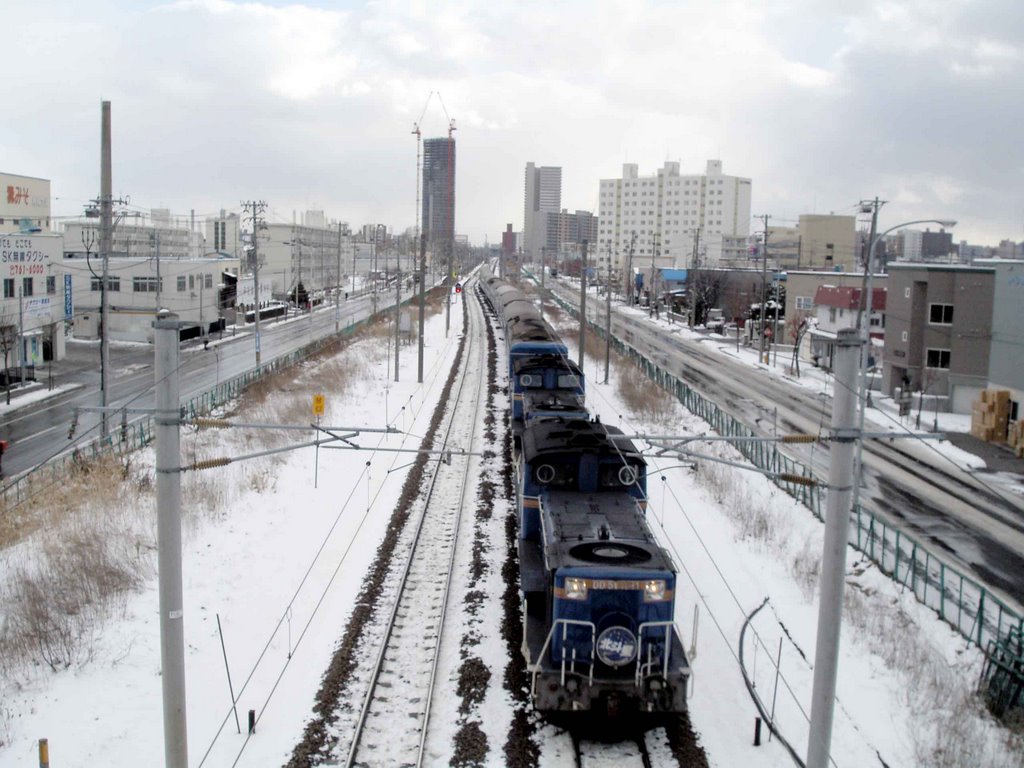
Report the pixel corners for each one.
[557,374,580,389]
[600,463,639,488]
[519,373,545,388]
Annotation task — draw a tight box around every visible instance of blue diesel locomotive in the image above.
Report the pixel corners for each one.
[480,270,691,715]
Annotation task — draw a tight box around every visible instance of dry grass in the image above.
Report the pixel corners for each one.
[615,360,678,425]
[0,311,392,681]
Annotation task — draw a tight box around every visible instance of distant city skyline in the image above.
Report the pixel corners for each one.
[3,1,1022,247]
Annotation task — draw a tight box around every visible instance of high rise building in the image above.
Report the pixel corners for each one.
[422,137,456,249]
[596,160,751,272]
[524,162,562,259]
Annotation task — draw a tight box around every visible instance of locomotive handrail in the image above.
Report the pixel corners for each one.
[636,621,683,685]
[530,618,596,700]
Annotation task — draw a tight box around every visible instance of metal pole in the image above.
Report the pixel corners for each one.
[806,327,861,768]
[445,241,451,337]
[418,233,426,383]
[100,100,112,439]
[154,309,188,768]
[539,246,545,319]
[579,239,588,366]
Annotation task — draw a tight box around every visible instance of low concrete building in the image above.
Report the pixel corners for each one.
[980,259,1024,421]
[59,253,239,343]
[882,263,995,413]
[0,232,67,368]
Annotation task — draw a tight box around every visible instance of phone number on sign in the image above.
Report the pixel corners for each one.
[6,264,46,276]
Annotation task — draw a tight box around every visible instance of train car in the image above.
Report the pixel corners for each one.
[515,418,691,714]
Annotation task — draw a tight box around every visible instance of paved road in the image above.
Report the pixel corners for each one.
[547,278,1024,609]
[0,294,380,477]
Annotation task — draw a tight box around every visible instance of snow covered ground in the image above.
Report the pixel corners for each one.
[0,287,1019,766]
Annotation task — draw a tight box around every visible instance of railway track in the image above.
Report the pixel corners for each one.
[343,284,488,767]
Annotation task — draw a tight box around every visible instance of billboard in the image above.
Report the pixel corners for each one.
[0,173,51,231]
[0,233,62,279]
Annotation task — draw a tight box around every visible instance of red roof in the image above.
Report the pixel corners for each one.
[812,285,886,311]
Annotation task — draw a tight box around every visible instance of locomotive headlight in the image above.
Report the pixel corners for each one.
[564,577,588,600]
[642,579,668,602]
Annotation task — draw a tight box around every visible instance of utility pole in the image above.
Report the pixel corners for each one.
[625,230,636,306]
[241,201,266,367]
[394,268,401,382]
[604,263,611,384]
[757,214,771,363]
[18,287,25,385]
[154,309,188,768]
[689,229,701,328]
[648,232,657,318]
[335,221,342,333]
[99,100,113,440]
[579,239,588,366]
[806,327,861,768]
[417,233,427,383]
[152,231,162,312]
[539,245,546,318]
[445,117,456,338]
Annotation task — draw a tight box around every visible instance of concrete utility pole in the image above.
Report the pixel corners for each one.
[152,231,162,312]
[806,327,860,768]
[625,230,636,306]
[394,269,401,382]
[335,222,343,333]
[648,233,657,318]
[757,214,771,363]
[99,100,112,439]
[418,233,426,383]
[445,240,451,337]
[539,246,545,319]
[154,309,188,768]
[242,201,266,367]
[579,239,588,366]
[689,229,701,328]
[604,263,612,384]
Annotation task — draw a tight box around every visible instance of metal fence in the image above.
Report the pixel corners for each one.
[551,291,1024,654]
[1,310,376,508]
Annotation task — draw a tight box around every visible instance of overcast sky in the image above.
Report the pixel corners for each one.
[4,0,1021,247]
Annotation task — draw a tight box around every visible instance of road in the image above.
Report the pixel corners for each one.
[0,293,383,477]
[548,278,1024,609]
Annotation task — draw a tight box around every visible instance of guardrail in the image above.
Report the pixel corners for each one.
[546,287,1023,657]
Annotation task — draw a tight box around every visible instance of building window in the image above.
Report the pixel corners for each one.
[3,279,13,298]
[22,277,33,297]
[926,348,951,369]
[796,296,813,310]
[133,277,161,293]
[205,274,213,289]
[829,307,837,322]
[929,303,954,324]
[177,276,186,291]
[46,276,56,295]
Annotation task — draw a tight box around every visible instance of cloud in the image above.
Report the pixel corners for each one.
[1,0,1021,246]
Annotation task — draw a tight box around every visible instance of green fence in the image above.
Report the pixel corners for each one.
[1,309,379,508]
[550,290,1023,655]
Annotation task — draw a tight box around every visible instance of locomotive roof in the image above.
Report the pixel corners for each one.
[540,490,672,572]
[522,418,644,463]
[522,390,587,415]
[511,354,583,375]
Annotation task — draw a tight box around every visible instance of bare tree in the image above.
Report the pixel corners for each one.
[0,317,18,405]
[787,310,811,377]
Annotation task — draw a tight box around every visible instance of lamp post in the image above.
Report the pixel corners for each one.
[808,216,955,768]
[849,218,956,515]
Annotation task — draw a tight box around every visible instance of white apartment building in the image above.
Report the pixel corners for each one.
[257,213,351,301]
[597,160,752,274]
[524,163,562,260]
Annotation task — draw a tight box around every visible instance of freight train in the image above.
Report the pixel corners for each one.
[480,269,691,716]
